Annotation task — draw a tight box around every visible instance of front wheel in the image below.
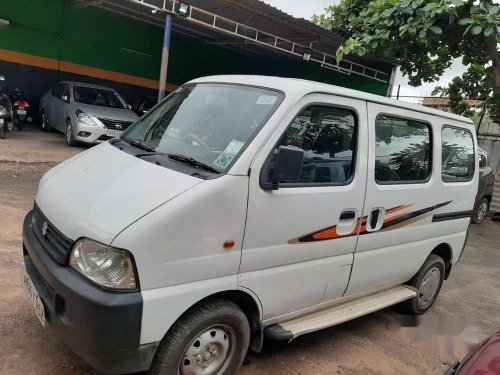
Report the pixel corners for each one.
[41,112,51,132]
[66,120,77,146]
[401,254,445,315]
[472,197,489,224]
[149,300,250,375]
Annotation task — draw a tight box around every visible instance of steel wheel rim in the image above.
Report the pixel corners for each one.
[418,266,441,308]
[179,324,236,375]
[478,202,488,221]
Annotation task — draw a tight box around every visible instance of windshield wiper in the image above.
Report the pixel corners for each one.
[168,154,221,174]
[122,138,156,152]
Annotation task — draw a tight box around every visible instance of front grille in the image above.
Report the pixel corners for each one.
[98,118,133,131]
[31,206,73,265]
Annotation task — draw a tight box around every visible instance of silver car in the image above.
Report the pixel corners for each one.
[39,81,138,146]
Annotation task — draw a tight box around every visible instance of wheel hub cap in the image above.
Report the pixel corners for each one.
[418,267,441,307]
[179,325,233,375]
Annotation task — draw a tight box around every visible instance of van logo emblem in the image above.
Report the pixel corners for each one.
[42,221,49,238]
[115,123,122,129]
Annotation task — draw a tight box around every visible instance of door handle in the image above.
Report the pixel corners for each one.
[367,208,385,231]
[340,210,356,220]
[337,209,357,236]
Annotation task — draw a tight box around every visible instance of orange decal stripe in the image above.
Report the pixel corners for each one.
[313,227,338,240]
[383,212,408,224]
[386,203,414,215]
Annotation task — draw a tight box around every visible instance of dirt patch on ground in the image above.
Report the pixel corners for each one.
[1,131,499,375]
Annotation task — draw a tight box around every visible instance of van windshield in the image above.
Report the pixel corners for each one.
[121,83,283,172]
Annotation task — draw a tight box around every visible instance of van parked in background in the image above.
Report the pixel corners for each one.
[23,76,477,375]
[472,147,494,224]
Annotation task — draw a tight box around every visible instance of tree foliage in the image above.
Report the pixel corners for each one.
[312,0,500,120]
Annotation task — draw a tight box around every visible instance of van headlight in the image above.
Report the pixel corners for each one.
[69,238,138,290]
[0,105,6,117]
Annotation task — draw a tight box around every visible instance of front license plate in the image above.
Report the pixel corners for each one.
[23,271,46,328]
[17,109,26,115]
[106,130,122,138]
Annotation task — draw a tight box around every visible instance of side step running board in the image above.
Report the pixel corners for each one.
[265,286,416,341]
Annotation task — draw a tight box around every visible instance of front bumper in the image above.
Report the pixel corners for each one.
[73,121,120,144]
[22,210,158,374]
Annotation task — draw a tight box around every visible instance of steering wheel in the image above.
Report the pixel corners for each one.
[205,133,225,150]
[183,133,213,157]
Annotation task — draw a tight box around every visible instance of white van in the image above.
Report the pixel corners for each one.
[23,76,477,375]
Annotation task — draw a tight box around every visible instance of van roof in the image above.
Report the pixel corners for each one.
[190,75,473,125]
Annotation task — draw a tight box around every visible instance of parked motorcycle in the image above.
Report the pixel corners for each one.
[11,87,30,131]
[0,75,14,139]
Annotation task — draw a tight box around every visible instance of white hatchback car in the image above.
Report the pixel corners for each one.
[24,76,477,375]
[39,81,138,146]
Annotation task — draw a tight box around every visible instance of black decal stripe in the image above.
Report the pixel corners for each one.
[432,211,472,222]
[380,201,452,230]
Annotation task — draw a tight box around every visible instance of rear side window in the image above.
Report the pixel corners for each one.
[51,84,63,98]
[441,126,475,182]
[267,105,357,185]
[375,115,431,183]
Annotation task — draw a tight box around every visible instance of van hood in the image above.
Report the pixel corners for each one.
[36,142,202,244]
[75,103,138,122]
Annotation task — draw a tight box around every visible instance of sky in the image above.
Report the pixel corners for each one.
[261,0,467,102]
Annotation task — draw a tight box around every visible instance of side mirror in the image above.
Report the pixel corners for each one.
[128,104,132,110]
[261,146,304,190]
[62,95,69,103]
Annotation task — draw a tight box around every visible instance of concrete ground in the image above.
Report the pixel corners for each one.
[1,128,499,375]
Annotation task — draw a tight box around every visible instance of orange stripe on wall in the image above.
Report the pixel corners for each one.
[0,49,178,92]
[0,49,59,71]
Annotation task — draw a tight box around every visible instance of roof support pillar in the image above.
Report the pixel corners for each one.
[387,65,398,97]
[158,13,173,102]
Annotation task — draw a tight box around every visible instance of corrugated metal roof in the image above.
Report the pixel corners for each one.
[82,0,395,76]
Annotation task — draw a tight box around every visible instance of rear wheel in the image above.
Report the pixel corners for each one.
[66,120,77,146]
[472,197,489,224]
[149,300,250,375]
[41,112,51,132]
[401,254,445,315]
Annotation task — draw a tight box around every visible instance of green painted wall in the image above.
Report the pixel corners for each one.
[0,0,392,95]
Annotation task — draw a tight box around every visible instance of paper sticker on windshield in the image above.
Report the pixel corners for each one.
[256,95,277,105]
[213,152,235,169]
[224,139,245,156]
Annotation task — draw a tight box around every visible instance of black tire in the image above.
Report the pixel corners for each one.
[41,112,51,132]
[65,120,77,146]
[149,300,250,375]
[472,197,489,224]
[401,254,445,315]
